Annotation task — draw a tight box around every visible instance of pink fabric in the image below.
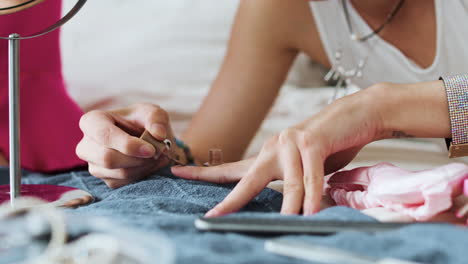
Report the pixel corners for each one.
[0,0,85,172]
[465,179,468,196]
[327,163,468,221]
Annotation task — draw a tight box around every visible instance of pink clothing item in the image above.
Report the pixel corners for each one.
[0,0,85,172]
[465,179,468,196]
[326,163,468,222]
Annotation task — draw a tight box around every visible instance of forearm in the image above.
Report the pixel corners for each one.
[183,47,297,164]
[183,74,287,164]
[182,0,304,164]
[371,80,451,139]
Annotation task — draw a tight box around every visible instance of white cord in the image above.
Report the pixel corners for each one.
[0,198,174,264]
[0,197,67,260]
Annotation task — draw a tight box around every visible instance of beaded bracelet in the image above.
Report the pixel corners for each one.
[175,138,195,164]
[440,74,468,158]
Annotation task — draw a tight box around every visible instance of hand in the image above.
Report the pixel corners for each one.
[174,77,453,218]
[172,85,393,217]
[173,80,451,217]
[76,103,175,188]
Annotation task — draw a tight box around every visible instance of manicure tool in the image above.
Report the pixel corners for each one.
[141,131,224,166]
[140,131,189,165]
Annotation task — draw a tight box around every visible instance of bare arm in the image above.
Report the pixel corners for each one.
[182,0,322,164]
[377,80,451,139]
[76,0,328,186]
[173,80,453,216]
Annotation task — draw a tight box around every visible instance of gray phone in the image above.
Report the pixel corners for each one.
[195,216,415,235]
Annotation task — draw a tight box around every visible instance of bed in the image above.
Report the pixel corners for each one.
[1,167,467,264]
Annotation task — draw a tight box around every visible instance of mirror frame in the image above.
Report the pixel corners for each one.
[0,0,46,15]
[0,0,87,40]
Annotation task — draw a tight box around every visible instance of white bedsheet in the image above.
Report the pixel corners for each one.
[71,84,467,171]
[60,0,466,171]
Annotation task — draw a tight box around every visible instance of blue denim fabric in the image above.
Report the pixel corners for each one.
[1,167,467,264]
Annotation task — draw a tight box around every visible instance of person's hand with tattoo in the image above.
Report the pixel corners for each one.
[172,80,452,217]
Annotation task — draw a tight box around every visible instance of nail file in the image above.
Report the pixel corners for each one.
[140,130,188,165]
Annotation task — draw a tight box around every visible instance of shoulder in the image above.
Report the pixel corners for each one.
[234,1,314,47]
[235,0,327,63]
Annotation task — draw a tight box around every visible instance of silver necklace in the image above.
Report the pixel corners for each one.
[343,0,406,42]
[325,0,405,102]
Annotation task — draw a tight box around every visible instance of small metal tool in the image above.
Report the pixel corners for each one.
[208,149,223,166]
[140,131,189,165]
[140,131,225,167]
[206,149,223,167]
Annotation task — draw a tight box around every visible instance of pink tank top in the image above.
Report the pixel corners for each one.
[0,0,86,172]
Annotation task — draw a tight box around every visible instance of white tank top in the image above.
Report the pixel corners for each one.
[309,0,468,89]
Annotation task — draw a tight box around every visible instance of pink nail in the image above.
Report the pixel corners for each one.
[171,165,184,173]
[205,209,217,218]
[139,145,155,157]
[302,204,315,216]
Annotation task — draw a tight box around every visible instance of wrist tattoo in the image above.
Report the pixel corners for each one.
[392,131,414,138]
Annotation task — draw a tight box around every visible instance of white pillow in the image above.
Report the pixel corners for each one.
[61,0,238,106]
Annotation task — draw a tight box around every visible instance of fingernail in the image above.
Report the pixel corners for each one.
[302,204,313,216]
[139,145,155,157]
[303,206,319,216]
[170,165,182,172]
[150,124,167,139]
[204,209,217,218]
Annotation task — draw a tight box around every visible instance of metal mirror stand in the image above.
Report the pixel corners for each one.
[0,0,87,206]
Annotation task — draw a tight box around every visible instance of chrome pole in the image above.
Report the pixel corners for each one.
[8,33,21,206]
